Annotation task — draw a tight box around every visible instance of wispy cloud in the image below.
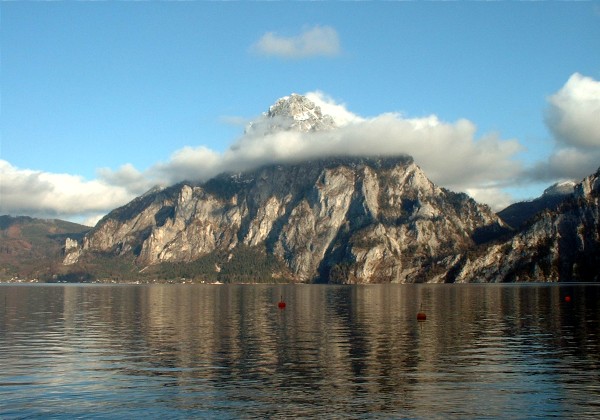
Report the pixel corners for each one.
[251,25,341,59]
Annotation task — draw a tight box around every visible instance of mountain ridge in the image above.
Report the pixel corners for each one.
[0,216,90,281]
[67,154,507,283]
[449,168,600,282]
[5,159,599,283]
[3,94,599,283]
[497,180,575,229]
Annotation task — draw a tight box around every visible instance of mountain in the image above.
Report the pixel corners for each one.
[497,181,575,229]
[245,93,337,135]
[15,93,598,284]
[0,216,90,281]
[449,169,600,283]
[63,93,509,283]
[68,155,506,283]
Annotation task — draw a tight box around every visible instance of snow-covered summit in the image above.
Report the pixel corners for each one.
[542,180,576,197]
[246,93,337,135]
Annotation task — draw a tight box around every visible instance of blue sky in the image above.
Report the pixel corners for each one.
[2,2,600,224]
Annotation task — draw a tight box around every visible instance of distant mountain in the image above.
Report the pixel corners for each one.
[449,170,600,282]
[0,216,89,281]
[498,181,576,229]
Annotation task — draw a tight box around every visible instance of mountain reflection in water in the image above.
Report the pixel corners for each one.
[1,283,600,418]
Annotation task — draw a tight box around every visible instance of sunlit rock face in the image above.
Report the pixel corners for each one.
[78,155,505,283]
[62,237,82,265]
[245,93,337,135]
[63,94,600,283]
[450,168,600,283]
[72,94,512,283]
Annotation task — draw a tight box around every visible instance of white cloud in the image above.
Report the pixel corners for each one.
[26,81,600,223]
[304,91,363,126]
[161,99,522,210]
[528,73,600,183]
[152,146,222,186]
[6,92,523,222]
[219,115,251,127]
[0,160,136,225]
[546,73,600,149]
[465,187,515,213]
[327,114,523,195]
[528,147,600,182]
[97,163,151,195]
[252,25,341,59]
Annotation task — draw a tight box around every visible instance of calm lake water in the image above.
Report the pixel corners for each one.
[1,283,599,419]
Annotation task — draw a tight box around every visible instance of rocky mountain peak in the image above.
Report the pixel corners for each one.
[246,93,336,135]
[452,166,600,283]
[542,181,576,197]
[72,155,507,283]
[498,179,579,229]
[575,167,600,199]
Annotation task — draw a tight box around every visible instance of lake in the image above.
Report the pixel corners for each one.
[1,283,600,418]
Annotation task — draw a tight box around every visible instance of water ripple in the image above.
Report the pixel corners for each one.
[2,283,600,418]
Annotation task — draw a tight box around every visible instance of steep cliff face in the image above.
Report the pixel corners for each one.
[451,168,600,283]
[74,155,505,283]
[66,93,511,283]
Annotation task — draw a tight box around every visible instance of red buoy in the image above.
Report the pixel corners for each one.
[278,296,286,309]
[417,303,426,321]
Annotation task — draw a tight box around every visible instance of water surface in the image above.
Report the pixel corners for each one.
[1,283,599,418]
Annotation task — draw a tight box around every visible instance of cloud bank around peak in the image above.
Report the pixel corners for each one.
[5,73,598,223]
[145,93,524,210]
[304,91,364,126]
[251,25,341,59]
[1,91,525,223]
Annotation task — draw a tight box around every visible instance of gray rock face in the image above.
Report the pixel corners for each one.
[77,156,505,283]
[450,168,600,283]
